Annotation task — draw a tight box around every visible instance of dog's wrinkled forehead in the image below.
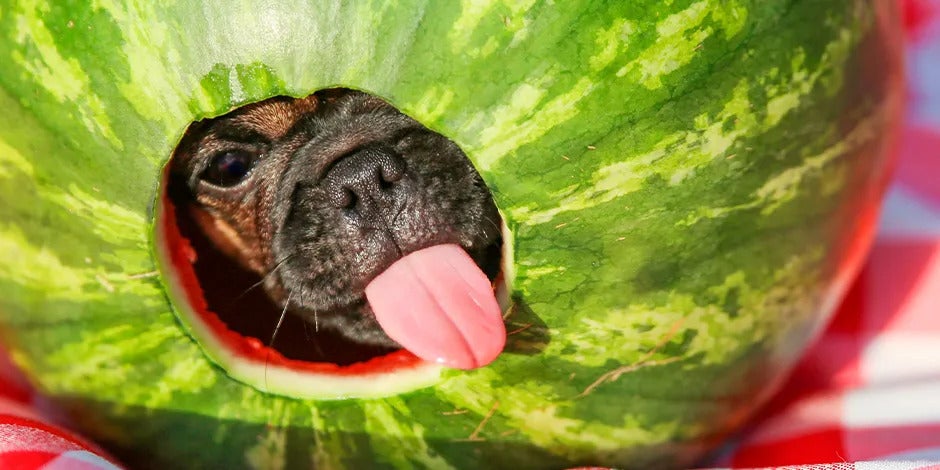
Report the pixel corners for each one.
[222,90,394,141]
[176,94,317,154]
[226,94,321,140]
[174,91,399,160]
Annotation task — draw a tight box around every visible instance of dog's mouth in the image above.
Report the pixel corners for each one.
[155,166,509,399]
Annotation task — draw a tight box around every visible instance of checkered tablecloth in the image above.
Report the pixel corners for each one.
[0,1,938,469]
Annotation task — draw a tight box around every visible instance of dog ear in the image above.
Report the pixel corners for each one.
[170,118,217,191]
[173,119,213,160]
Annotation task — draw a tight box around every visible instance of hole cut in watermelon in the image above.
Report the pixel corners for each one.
[154,174,441,399]
[153,91,510,399]
[164,175,409,367]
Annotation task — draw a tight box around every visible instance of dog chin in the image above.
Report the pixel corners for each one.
[295,301,399,348]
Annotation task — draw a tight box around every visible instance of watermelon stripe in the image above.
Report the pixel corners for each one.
[510,20,862,226]
[363,398,454,469]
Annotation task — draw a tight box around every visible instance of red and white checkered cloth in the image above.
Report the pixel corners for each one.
[0,354,119,469]
[0,1,937,469]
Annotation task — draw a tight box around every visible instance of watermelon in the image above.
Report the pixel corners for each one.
[0,1,903,468]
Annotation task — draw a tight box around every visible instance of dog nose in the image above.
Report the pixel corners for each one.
[322,146,406,209]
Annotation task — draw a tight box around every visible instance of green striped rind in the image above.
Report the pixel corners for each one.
[0,1,901,469]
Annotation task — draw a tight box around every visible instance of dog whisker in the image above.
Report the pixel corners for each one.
[482,215,502,235]
[299,286,329,359]
[295,285,318,334]
[229,253,296,308]
[310,321,327,359]
[265,288,293,392]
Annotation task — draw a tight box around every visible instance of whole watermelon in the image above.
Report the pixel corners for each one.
[0,1,903,469]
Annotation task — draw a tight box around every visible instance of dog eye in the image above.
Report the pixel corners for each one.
[202,150,255,187]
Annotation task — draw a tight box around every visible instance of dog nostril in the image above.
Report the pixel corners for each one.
[380,157,404,184]
[329,187,357,209]
[322,146,406,210]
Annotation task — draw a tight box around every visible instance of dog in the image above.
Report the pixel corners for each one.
[169,89,502,351]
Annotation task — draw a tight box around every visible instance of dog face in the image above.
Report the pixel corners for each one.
[170,89,502,347]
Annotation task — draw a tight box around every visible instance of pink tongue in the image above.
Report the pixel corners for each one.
[365,244,505,370]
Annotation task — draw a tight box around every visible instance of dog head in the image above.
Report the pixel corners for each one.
[170,89,502,347]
